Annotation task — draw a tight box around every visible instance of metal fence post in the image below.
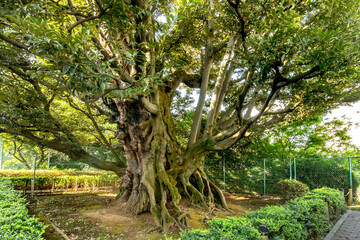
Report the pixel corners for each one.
[31,156,36,200]
[290,159,292,180]
[349,157,353,188]
[349,157,353,205]
[263,159,266,195]
[294,158,296,181]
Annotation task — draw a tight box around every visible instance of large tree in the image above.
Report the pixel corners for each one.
[1,0,360,231]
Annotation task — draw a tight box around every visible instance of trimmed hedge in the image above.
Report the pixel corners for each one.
[5,175,120,192]
[275,179,309,200]
[178,217,262,240]
[0,179,46,239]
[0,169,115,177]
[0,170,120,192]
[176,187,345,240]
[299,187,345,221]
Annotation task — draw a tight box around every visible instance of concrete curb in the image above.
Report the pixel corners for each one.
[323,211,352,240]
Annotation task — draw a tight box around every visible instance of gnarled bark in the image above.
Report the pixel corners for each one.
[111,90,229,233]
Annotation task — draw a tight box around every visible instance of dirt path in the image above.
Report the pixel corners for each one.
[29,192,284,240]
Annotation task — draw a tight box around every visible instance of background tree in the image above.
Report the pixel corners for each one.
[238,116,360,160]
[0,0,360,231]
[8,141,47,169]
[204,115,360,193]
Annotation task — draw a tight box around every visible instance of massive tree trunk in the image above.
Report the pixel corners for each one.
[109,89,229,232]
[2,0,347,234]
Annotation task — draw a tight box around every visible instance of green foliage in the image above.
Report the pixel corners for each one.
[177,187,345,240]
[275,179,309,200]
[0,169,116,177]
[286,198,328,238]
[206,217,262,240]
[236,116,359,161]
[205,116,359,195]
[177,217,262,240]
[0,170,120,192]
[175,229,209,240]
[206,154,358,195]
[296,158,359,194]
[300,187,346,220]
[245,205,306,240]
[0,0,359,231]
[0,179,45,240]
[205,150,264,193]
[0,0,359,168]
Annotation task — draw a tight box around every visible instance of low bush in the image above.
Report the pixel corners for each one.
[0,170,120,192]
[275,179,309,200]
[299,187,346,220]
[176,187,345,240]
[0,169,114,177]
[245,205,306,240]
[0,179,46,239]
[286,198,328,238]
[177,217,262,240]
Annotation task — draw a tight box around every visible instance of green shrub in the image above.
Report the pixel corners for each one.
[286,198,328,238]
[3,174,120,192]
[0,179,46,240]
[176,187,345,240]
[246,205,306,240]
[177,229,209,240]
[300,187,345,220]
[275,179,309,200]
[0,169,115,177]
[177,217,262,240]
[207,217,262,240]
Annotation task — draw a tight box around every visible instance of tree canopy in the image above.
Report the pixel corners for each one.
[1,0,360,231]
[233,116,360,160]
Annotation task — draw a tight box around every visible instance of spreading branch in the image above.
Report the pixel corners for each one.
[0,33,30,52]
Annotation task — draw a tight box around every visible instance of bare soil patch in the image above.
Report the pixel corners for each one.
[348,205,360,211]
[28,192,285,240]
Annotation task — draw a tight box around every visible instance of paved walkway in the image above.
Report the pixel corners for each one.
[324,211,360,240]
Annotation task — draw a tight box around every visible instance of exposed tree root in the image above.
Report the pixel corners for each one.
[112,99,230,233]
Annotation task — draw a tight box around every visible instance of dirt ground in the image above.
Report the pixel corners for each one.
[348,205,360,212]
[28,192,285,240]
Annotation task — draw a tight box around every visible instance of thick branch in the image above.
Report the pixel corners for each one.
[167,72,202,94]
[226,0,247,45]
[277,65,320,88]
[0,33,30,52]
[205,34,237,136]
[0,126,124,174]
[67,4,111,34]
[140,97,159,114]
[188,0,215,148]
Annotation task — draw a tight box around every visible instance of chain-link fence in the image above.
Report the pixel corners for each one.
[205,157,360,199]
[0,141,123,197]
